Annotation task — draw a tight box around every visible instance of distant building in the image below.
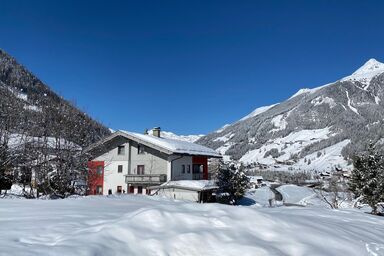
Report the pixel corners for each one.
[248,175,264,188]
[85,127,221,198]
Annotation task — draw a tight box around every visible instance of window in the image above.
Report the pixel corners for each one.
[138,145,145,154]
[117,186,122,194]
[138,186,143,194]
[96,185,103,195]
[137,165,145,175]
[117,145,125,155]
[118,165,123,173]
[182,164,185,174]
[187,165,191,174]
[96,166,103,175]
[193,164,204,180]
[193,164,204,173]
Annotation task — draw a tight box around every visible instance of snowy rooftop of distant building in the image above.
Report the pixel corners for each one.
[248,176,264,182]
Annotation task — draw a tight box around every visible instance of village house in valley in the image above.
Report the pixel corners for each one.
[85,127,221,200]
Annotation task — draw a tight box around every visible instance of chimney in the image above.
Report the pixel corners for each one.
[153,127,161,137]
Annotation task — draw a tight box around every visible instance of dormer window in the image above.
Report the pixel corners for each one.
[138,144,145,154]
[117,145,125,155]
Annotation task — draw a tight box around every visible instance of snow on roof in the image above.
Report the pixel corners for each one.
[158,180,218,191]
[248,176,263,182]
[120,131,221,157]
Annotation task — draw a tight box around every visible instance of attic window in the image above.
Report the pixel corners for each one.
[117,146,125,155]
[138,145,145,154]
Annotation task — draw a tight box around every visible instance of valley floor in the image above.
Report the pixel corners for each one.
[1,195,384,256]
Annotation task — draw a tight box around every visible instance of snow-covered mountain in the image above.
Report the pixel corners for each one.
[197,59,384,172]
[147,128,203,143]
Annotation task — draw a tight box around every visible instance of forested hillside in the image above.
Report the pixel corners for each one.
[0,49,111,196]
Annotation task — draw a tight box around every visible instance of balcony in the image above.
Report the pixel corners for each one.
[192,173,204,180]
[125,174,167,184]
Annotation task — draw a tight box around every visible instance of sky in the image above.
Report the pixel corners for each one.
[1,0,384,135]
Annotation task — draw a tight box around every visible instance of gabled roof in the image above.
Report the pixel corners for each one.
[85,130,221,158]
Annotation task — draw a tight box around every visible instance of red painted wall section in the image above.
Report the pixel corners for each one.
[192,156,208,180]
[88,161,104,195]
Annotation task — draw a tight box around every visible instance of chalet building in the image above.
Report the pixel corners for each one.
[85,127,221,196]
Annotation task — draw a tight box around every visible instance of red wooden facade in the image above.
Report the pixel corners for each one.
[88,161,104,195]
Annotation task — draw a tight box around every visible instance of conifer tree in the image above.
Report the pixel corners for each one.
[349,143,384,214]
[216,163,250,205]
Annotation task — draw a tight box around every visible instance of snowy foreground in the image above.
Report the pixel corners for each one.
[1,195,384,256]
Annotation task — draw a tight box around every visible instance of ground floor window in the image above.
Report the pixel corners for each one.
[96,185,103,195]
[117,186,122,193]
[138,186,143,194]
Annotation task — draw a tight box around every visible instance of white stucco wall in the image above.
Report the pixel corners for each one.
[103,161,128,194]
[94,142,129,195]
[168,155,193,181]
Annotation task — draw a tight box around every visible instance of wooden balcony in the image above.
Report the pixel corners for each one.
[125,174,167,184]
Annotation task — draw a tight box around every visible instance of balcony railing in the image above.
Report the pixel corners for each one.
[125,174,167,184]
[192,173,204,180]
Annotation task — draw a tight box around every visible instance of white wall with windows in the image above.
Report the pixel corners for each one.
[94,142,130,195]
[169,155,193,180]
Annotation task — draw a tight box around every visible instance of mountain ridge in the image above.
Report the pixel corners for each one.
[197,58,384,172]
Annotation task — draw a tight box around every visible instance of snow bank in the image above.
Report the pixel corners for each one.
[276,184,315,205]
[1,196,383,256]
[243,187,276,207]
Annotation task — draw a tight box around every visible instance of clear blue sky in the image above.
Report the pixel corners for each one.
[1,0,384,135]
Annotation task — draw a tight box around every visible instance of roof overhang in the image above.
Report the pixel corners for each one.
[84,131,222,159]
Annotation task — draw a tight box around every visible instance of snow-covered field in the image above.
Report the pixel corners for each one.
[1,195,384,256]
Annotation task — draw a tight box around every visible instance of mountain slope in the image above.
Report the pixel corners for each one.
[197,59,384,172]
[147,128,203,143]
[0,49,110,147]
